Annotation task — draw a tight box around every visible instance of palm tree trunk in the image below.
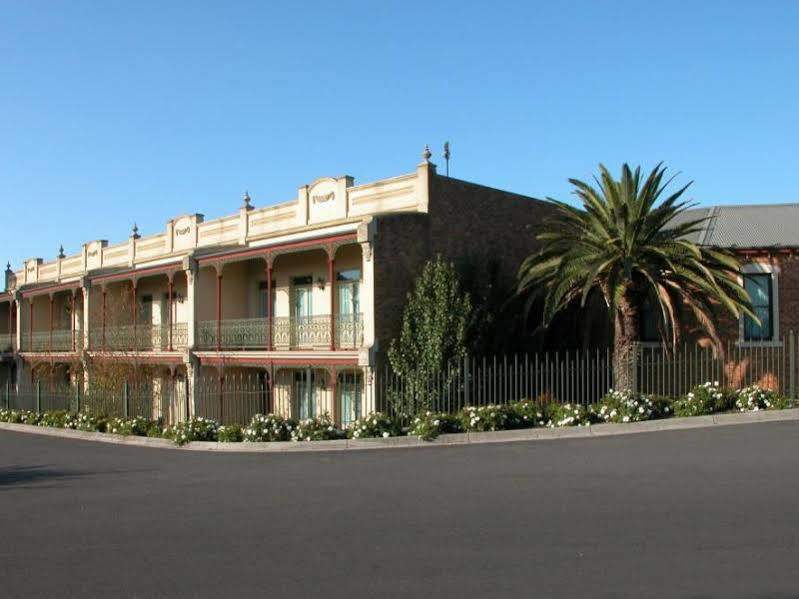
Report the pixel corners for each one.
[613,294,638,391]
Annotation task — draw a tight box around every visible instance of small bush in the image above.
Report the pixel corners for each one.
[593,390,672,423]
[346,413,400,439]
[106,416,156,437]
[460,405,520,432]
[545,403,594,427]
[735,385,792,412]
[409,411,463,440]
[244,414,294,442]
[38,410,71,428]
[291,414,342,442]
[163,417,220,445]
[64,412,108,432]
[508,399,549,428]
[673,381,733,417]
[217,424,244,443]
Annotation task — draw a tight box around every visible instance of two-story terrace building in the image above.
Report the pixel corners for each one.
[0,147,554,425]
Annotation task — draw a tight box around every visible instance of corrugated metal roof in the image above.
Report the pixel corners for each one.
[670,204,799,248]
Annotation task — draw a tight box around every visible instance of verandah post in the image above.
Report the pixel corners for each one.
[36,380,41,413]
[790,330,796,400]
[123,380,129,417]
[463,353,470,407]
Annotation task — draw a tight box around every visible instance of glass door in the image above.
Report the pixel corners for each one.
[338,372,362,426]
[295,370,315,420]
[336,270,361,348]
[292,276,313,347]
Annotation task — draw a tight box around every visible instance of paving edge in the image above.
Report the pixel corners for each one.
[1,408,798,453]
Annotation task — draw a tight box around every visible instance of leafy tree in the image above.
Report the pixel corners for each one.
[388,255,472,413]
[517,163,754,390]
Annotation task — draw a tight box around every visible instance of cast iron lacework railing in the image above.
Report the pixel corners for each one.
[90,323,188,351]
[21,330,74,352]
[195,314,364,350]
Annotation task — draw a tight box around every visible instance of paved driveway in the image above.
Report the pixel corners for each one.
[1,422,798,598]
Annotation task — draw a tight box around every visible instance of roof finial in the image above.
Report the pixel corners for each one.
[422,144,432,163]
[58,245,65,259]
[5,262,10,272]
[132,223,140,238]
[242,190,253,211]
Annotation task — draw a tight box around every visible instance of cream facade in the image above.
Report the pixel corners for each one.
[0,148,555,424]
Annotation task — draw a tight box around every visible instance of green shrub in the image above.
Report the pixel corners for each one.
[593,390,672,423]
[673,382,733,417]
[545,403,594,427]
[735,385,792,411]
[106,416,156,436]
[38,410,71,428]
[217,424,244,442]
[460,404,522,432]
[163,417,220,445]
[291,414,342,442]
[63,412,108,432]
[409,411,463,440]
[346,413,400,439]
[244,414,294,442]
[507,399,549,428]
[1,409,39,424]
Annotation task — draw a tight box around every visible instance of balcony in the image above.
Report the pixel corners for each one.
[90,323,188,352]
[20,330,74,352]
[196,314,364,351]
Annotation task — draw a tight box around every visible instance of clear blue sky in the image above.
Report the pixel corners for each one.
[2,1,797,271]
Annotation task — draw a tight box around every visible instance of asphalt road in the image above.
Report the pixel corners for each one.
[1,423,799,599]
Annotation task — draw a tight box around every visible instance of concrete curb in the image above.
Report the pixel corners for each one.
[1,408,798,453]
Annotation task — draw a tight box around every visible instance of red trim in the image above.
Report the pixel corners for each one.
[215,274,222,352]
[196,232,357,266]
[21,281,80,298]
[199,356,359,367]
[328,245,335,351]
[167,280,173,352]
[91,262,182,285]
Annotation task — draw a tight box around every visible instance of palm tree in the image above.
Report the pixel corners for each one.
[517,163,754,390]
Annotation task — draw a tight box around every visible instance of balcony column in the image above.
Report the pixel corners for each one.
[102,286,107,351]
[28,298,33,352]
[328,243,335,351]
[215,265,223,352]
[265,255,273,351]
[81,279,90,351]
[131,280,138,351]
[183,256,198,351]
[167,274,174,352]
[8,299,13,352]
[13,293,22,353]
[49,294,54,353]
[70,291,76,352]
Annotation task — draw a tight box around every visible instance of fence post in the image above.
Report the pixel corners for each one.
[630,343,640,393]
[123,380,129,418]
[75,384,81,414]
[36,380,41,413]
[5,379,9,410]
[185,377,190,422]
[790,331,796,400]
[463,354,470,407]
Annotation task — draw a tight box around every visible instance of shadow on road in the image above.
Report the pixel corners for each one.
[0,464,154,490]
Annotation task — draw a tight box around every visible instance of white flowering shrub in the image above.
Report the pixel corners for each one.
[509,400,548,428]
[106,416,159,437]
[63,412,108,432]
[243,414,294,442]
[346,413,399,439]
[673,381,733,417]
[460,405,520,432]
[291,414,342,442]
[0,409,40,425]
[409,411,463,440]
[545,403,594,427]
[593,389,672,423]
[163,417,220,445]
[217,424,244,442]
[37,410,71,428]
[734,385,791,412]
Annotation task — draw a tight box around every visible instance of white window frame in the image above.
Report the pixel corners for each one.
[738,262,781,347]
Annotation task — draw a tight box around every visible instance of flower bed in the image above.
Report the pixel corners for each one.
[0,382,794,447]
